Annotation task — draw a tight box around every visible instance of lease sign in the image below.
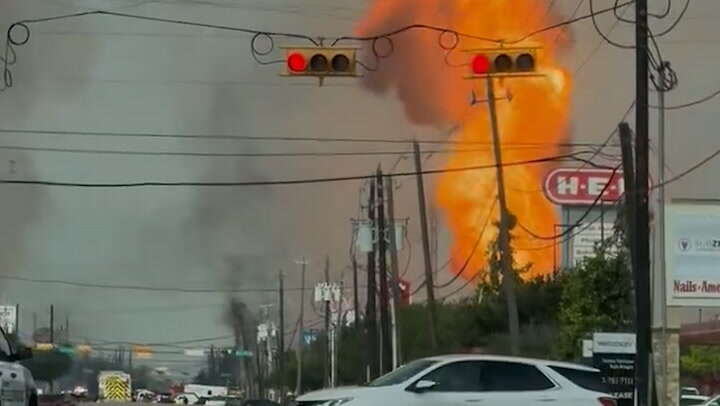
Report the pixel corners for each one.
[543,168,624,206]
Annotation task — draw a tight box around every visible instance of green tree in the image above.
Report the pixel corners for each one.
[557,232,634,360]
[22,350,73,385]
[681,346,720,380]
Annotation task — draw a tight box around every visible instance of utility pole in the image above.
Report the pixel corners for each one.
[657,62,669,406]
[295,258,307,396]
[635,0,651,402]
[65,314,69,341]
[351,257,360,330]
[366,180,379,379]
[32,312,36,334]
[619,123,636,256]
[332,282,343,388]
[278,271,286,405]
[209,345,216,383]
[485,76,520,355]
[323,257,331,388]
[412,141,439,351]
[385,176,402,368]
[49,305,54,344]
[620,121,642,405]
[376,169,392,374]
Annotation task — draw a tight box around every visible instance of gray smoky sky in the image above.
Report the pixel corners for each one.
[0,0,718,374]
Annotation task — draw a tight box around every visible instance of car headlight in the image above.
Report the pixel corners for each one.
[318,398,353,406]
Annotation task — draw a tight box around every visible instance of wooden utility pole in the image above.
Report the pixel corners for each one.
[295,258,307,395]
[485,76,520,355]
[323,257,331,388]
[366,180,379,378]
[385,176,402,368]
[619,123,636,266]
[49,305,54,344]
[376,169,392,373]
[634,0,652,403]
[351,257,360,330]
[657,62,669,406]
[278,271,286,405]
[412,142,439,351]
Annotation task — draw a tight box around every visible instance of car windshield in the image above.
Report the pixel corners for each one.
[367,359,438,387]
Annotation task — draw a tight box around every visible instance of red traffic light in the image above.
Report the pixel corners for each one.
[287,52,307,73]
[283,48,358,77]
[471,54,490,75]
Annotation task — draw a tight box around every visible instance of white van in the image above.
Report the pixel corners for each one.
[0,326,37,406]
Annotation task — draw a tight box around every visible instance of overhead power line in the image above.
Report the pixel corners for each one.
[0,273,374,295]
[655,88,720,110]
[434,199,496,289]
[3,1,634,91]
[0,151,599,188]
[0,144,596,158]
[5,1,633,47]
[0,273,307,293]
[0,128,619,148]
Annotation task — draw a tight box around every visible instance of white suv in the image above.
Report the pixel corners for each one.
[295,355,615,406]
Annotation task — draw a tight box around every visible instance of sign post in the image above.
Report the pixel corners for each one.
[592,333,636,406]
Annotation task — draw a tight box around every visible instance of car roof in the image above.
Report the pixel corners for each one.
[422,354,599,372]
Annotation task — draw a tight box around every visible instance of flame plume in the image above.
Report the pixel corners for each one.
[357,0,572,281]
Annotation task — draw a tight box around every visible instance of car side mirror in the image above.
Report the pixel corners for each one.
[408,380,437,393]
[8,346,32,361]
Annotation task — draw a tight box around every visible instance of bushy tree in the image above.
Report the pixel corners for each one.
[681,346,720,380]
[22,351,73,383]
[556,231,634,360]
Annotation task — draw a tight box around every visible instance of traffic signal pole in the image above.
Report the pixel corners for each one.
[485,76,520,355]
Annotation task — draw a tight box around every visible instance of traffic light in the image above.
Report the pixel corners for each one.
[284,47,358,77]
[466,46,541,78]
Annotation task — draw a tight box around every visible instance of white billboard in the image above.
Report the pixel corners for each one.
[667,201,720,306]
[0,305,17,334]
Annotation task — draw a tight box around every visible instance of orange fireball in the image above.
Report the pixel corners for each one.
[357,0,572,281]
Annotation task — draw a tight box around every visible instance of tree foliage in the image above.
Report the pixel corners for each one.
[266,221,635,392]
[556,233,634,360]
[681,346,720,379]
[22,351,73,383]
